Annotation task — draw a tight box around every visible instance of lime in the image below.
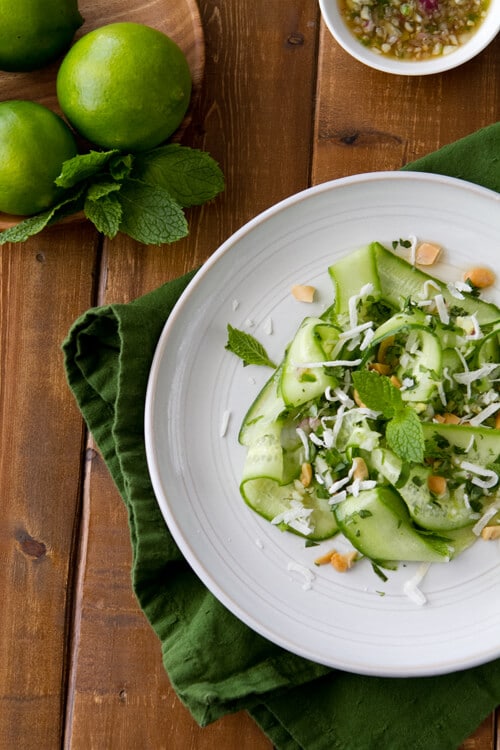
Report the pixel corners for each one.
[56,22,192,152]
[0,101,78,216]
[0,0,83,72]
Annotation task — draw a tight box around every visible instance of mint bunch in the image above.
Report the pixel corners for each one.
[0,144,224,245]
[352,369,425,464]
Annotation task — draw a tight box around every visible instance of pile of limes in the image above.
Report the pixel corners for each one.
[0,2,192,216]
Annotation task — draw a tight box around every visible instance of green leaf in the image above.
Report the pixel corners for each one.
[132,143,225,207]
[0,188,84,244]
[56,149,120,188]
[225,324,276,368]
[351,369,402,418]
[386,407,425,464]
[86,178,122,202]
[117,178,188,245]
[0,211,59,244]
[84,192,123,239]
[109,153,134,181]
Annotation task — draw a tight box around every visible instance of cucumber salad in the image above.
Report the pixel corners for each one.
[236,241,500,577]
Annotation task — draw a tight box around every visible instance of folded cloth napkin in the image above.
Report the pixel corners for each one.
[64,122,500,750]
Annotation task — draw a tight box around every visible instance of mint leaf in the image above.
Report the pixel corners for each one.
[2,143,224,246]
[56,150,120,188]
[0,210,59,244]
[109,153,134,181]
[226,325,276,368]
[86,178,122,201]
[352,369,402,418]
[117,178,188,245]
[132,144,225,207]
[386,407,424,464]
[0,188,84,244]
[84,192,122,238]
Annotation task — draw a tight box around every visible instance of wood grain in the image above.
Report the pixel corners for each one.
[0,223,100,747]
[64,1,321,747]
[312,25,500,181]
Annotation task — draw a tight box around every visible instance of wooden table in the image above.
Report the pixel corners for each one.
[1,1,498,748]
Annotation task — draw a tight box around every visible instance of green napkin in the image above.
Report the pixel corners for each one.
[64,122,500,750]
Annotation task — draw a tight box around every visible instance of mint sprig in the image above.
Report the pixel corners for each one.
[226,325,276,368]
[0,144,224,246]
[352,369,424,464]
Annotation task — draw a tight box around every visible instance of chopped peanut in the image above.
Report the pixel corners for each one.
[377,336,395,364]
[481,526,500,541]
[300,462,313,488]
[291,284,315,303]
[463,266,496,289]
[353,388,366,408]
[331,550,358,572]
[416,242,442,266]
[434,413,461,425]
[369,362,391,375]
[427,475,447,496]
[352,456,369,481]
[314,549,337,566]
[390,375,402,389]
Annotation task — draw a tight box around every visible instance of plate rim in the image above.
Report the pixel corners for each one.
[145,170,500,677]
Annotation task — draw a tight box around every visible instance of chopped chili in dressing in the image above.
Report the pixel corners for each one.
[339,0,490,60]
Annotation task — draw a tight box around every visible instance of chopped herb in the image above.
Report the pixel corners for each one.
[358,509,373,519]
[371,562,389,582]
[225,325,277,368]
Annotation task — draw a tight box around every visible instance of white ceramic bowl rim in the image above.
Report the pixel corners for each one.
[319,0,500,75]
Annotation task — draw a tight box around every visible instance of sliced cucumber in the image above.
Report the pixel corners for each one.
[443,525,478,559]
[236,241,500,564]
[476,325,500,366]
[334,486,452,563]
[369,311,442,402]
[241,477,338,540]
[239,368,285,447]
[372,242,500,325]
[369,308,429,341]
[421,422,500,464]
[241,422,283,483]
[397,465,476,532]
[328,244,381,316]
[397,424,500,532]
[279,317,339,408]
[370,447,403,486]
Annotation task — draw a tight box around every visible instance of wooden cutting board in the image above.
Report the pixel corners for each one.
[0,0,205,229]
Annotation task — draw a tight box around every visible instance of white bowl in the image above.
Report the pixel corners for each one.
[319,0,500,75]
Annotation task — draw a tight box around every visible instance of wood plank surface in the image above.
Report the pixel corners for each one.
[64,1,320,748]
[0,223,100,748]
[0,0,498,749]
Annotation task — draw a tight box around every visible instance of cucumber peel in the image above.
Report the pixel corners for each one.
[236,241,500,569]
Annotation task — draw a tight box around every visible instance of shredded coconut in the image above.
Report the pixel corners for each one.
[473,506,499,536]
[468,402,500,427]
[403,563,431,606]
[434,293,449,325]
[263,316,273,335]
[219,410,231,437]
[287,561,315,590]
[295,358,362,368]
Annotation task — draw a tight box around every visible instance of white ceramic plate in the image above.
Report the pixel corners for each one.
[145,172,500,677]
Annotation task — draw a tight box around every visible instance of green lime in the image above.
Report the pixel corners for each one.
[0,0,83,72]
[56,22,192,152]
[0,100,78,216]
